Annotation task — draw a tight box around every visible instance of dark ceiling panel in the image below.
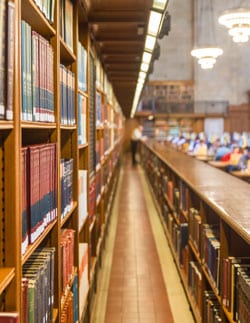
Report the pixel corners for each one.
[87,0,154,118]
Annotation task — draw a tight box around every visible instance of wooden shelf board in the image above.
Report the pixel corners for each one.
[89,216,96,232]
[22,0,56,37]
[21,121,56,129]
[60,37,76,64]
[79,215,89,233]
[61,201,78,227]
[89,257,97,283]
[0,268,15,294]
[0,121,14,130]
[61,267,78,310]
[78,143,88,150]
[188,240,201,262]
[60,125,77,130]
[22,220,57,264]
[78,89,88,98]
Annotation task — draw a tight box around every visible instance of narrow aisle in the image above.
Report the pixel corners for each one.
[91,160,195,323]
[106,162,173,323]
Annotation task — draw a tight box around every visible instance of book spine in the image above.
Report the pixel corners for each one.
[5,1,15,120]
[26,22,32,121]
[0,0,6,119]
[28,146,40,243]
[21,147,28,255]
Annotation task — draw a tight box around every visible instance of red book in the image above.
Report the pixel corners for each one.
[0,313,19,323]
[28,145,40,243]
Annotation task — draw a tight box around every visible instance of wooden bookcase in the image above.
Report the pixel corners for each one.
[0,0,124,321]
[140,140,250,323]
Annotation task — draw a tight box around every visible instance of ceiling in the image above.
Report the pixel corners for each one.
[86,0,154,118]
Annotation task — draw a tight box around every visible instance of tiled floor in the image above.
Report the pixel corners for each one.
[91,159,195,323]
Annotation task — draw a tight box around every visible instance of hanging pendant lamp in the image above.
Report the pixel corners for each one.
[191,0,223,69]
[218,7,250,43]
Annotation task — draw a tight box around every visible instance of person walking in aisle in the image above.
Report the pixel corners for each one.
[130,124,143,165]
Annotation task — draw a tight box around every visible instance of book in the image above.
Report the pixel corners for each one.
[5,1,15,120]
[78,170,88,230]
[71,274,79,323]
[0,0,6,119]
[64,0,73,51]
[0,313,19,323]
[21,147,28,255]
[78,94,87,145]
[60,158,74,219]
[60,229,75,295]
[22,247,55,323]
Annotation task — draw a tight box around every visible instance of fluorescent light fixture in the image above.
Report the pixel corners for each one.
[139,71,147,80]
[145,35,156,51]
[148,11,162,36]
[142,51,152,63]
[140,62,149,72]
[152,0,168,11]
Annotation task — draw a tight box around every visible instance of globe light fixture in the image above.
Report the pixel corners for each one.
[218,7,250,43]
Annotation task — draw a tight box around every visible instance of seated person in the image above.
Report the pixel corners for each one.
[193,139,208,157]
[225,147,250,172]
[213,139,231,161]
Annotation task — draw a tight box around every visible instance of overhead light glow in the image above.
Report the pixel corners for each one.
[145,35,156,51]
[152,0,168,11]
[218,8,250,43]
[148,11,162,36]
[142,51,152,64]
[140,62,149,72]
[139,71,147,80]
[191,47,223,69]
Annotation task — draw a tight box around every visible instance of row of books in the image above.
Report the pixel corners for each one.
[33,0,55,23]
[21,143,57,255]
[189,208,202,255]
[78,94,87,145]
[60,64,75,125]
[21,20,55,122]
[0,1,15,121]
[188,261,202,310]
[96,91,103,126]
[236,266,250,323]
[61,229,75,296]
[95,138,104,166]
[202,224,221,291]
[203,291,222,323]
[78,170,88,230]
[60,158,74,220]
[61,243,89,323]
[22,247,55,323]
[167,214,188,266]
[78,42,87,93]
[60,0,73,51]
[221,256,250,321]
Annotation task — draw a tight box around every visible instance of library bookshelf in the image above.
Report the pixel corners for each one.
[140,140,250,323]
[0,0,124,322]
